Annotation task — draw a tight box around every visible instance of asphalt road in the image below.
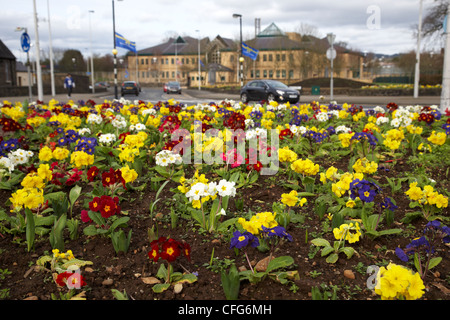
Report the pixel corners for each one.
[1,86,442,108]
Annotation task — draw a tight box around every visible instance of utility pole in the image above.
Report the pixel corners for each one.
[47,0,55,97]
[440,2,450,113]
[33,0,43,101]
[414,0,423,98]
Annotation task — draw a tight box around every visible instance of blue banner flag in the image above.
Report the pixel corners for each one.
[115,32,136,53]
[242,42,259,61]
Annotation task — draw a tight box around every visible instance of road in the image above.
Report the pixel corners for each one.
[1,86,442,108]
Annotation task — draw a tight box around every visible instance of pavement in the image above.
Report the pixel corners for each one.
[1,87,442,107]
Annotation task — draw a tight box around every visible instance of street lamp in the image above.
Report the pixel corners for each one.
[112,0,123,99]
[327,33,336,101]
[32,0,43,101]
[88,10,95,94]
[233,13,243,87]
[196,29,201,90]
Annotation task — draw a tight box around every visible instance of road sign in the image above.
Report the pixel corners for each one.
[326,48,336,60]
[21,32,31,53]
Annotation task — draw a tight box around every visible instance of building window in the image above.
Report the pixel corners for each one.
[276,54,280,62]
[289,70,294,78]
[282,54,286,62]
[146,59,149,65]
[161,58,164,64]
[276,70,280,78]
[166,71,169,78]
[269,70,273,78]
[263,54,267,62]
[165,58,169,64]
[268,54,273,62]
[256,70,260,78]
[282,70,286,78]
[263,70,267,78]
[141,71,145,78]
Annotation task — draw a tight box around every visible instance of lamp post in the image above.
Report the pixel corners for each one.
[233,13,243,87]
[47,0,55,97]
[327,33,336,101]
[196,29,201,90]
[440,1,450,113]
[413,0,423,99]
[112,0,123,100]
[32,0,43,101]
[88,10,95,94]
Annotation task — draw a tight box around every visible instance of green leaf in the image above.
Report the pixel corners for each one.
[321,246,334,257]
[428,257,442,270]
[339,247,355,259]
[326,253,339,264]
[25,208,35,252]
[152,283,171,293]
[69,185,82,206]
[174,273,198,284]
[266,256,294,273]
[311,238,331,248]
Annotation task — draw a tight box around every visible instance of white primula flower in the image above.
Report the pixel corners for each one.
[316,112,329,122]
[376,117,389,126]
[390,118,401,128]
[186,182,208,201]
[78,128,92,136]
[0,156,14,173]
[155,150,182,167]
[216,179,236,197]
[99,133,116,145]
[86,113,103,124]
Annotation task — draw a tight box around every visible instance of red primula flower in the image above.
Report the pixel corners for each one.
[160,239,181,262]
[80,210,92,223]
[148,243,160,262]
[148,237,191,263]
[181,241,191,262]
[55,271,87,288]
[87,166,99,182]
[98,195,119,218]
[102,168,116,187]
[89,197,101,212]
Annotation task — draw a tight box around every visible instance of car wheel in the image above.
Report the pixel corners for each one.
[241,93,248,103]
[267,93,275,102]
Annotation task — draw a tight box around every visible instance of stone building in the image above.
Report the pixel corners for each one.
[0,39,17,87]
[128,22,363,87]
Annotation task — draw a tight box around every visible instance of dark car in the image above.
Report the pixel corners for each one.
[240,80,300,104]
[166,81,182,94]
[121,81,139,96]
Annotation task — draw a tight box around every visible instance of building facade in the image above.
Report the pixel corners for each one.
[128,23,364,87]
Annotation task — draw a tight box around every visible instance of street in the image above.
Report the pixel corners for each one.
[1,86,442,108]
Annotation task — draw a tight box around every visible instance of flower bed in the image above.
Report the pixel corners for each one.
[0,97,448,302]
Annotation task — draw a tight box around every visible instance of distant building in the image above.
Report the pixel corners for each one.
[128,22,364,87]
[0,39,17,86]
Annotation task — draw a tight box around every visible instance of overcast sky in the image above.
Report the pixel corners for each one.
[1,0,441,63]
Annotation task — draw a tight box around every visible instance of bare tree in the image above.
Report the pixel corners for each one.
[421,0,449,44]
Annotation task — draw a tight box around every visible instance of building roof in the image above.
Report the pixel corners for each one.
[245,23,304,51]
[137,36,210,56]
[0,40,16,60]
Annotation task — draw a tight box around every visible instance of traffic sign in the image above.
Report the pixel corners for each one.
[326,48,336,61]
[20,32,31,53]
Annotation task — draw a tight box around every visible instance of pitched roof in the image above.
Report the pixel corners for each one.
[0,39,16,60]
[245,23,304,51]
[137,36,210,56]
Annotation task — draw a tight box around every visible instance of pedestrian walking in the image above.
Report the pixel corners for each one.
[64,74,75,98]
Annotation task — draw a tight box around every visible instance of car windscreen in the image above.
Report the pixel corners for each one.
[267,81,289,89]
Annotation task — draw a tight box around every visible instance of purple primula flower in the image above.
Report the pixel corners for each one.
[230,230,259,250]
[395,247,409,262]
[261,225,293,242]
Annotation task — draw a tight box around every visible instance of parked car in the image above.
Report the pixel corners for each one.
[240,80,300,104]
[166,81,182,94]
[96,81,110,88]
[121,81,140,96]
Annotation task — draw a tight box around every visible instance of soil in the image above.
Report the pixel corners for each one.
[0,152,449,304]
